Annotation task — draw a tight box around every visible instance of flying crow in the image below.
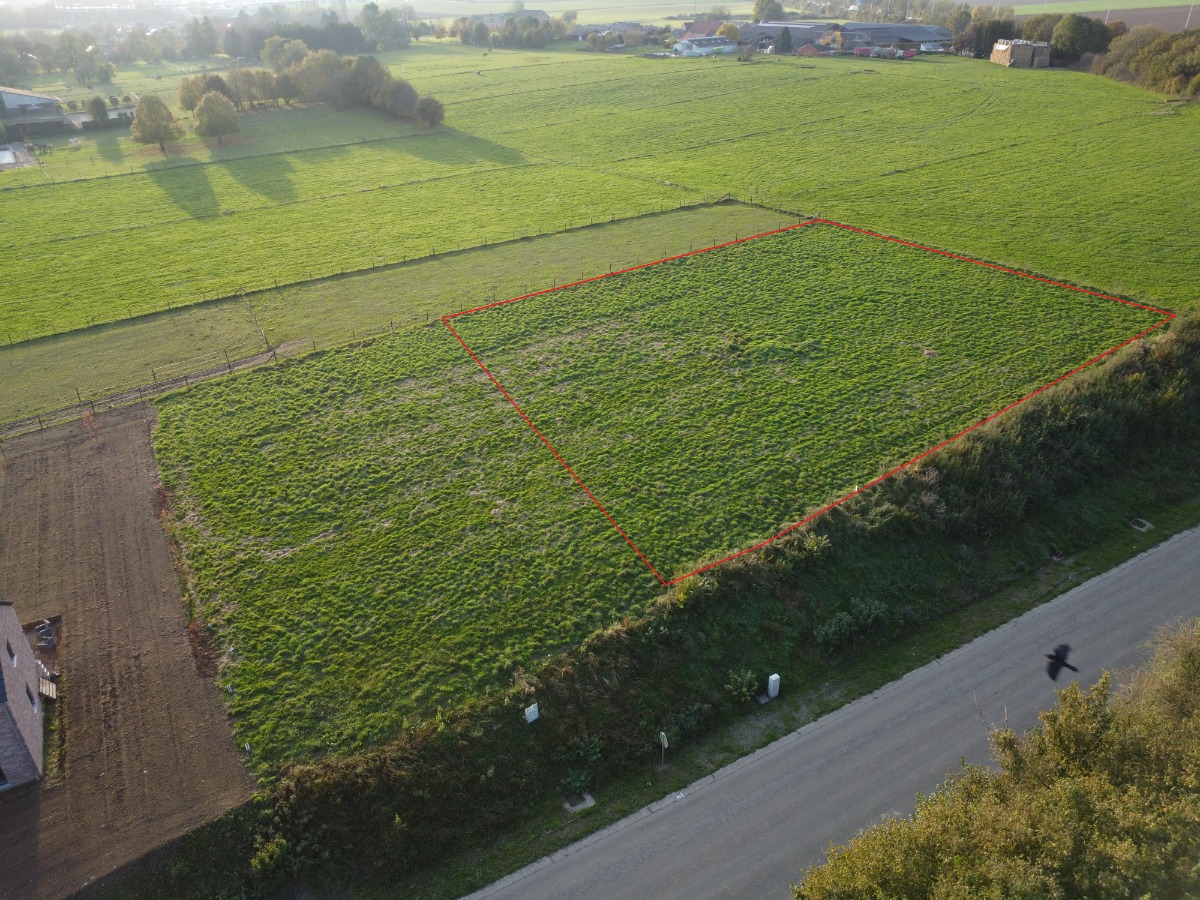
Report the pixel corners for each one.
[1046,644,1079,681]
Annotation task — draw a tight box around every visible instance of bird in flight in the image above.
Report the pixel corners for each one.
[1045,644,1079,681]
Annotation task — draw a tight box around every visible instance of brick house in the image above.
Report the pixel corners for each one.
[0,600,43,790]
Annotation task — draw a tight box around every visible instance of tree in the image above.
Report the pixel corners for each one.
[794,619,1200,899]
[1051,13,1112,62]
[86,94,108,124]
[1019,12,1062,43]
[414,95,444,127]
[717,22,740,41]
[955,17,1017,57]
[290,49,350,103]
[184,17,220,58]
[130,93,183,154]
[381,78,418,116]
[775,25,793,54]
[344,54,391,106]
[177,74,203,112]
[1093,24,1164,81]
[194,90,240,143]
[753,0,785,22]
[262,36,309,72]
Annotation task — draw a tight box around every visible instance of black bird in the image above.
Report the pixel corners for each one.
[1045,644,1079,681]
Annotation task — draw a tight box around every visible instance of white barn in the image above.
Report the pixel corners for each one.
[0,600,43,791]
[673,36,737,56]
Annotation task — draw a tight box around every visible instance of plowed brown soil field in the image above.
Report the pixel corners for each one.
[0,404,253,899]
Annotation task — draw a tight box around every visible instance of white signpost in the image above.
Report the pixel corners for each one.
[659,731,668,769]
[525,702,539,724]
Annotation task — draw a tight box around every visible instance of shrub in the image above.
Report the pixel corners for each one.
[414,95,445,128]
[724,668,759,703]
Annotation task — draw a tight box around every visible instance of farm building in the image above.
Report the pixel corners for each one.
[991,39,1051,68]
[0,600,43,791]
[838,22,952,51]
[0,85,62,118]
[674,35,738,55]
[740,21,837,51]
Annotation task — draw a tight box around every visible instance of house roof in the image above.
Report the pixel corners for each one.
[685,19,725,36]
[679,35,736,46]
[838,22,952,42]
[741,22,832,45]
[0,85,62,103]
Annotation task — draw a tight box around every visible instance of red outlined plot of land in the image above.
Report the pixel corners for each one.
[443,219,1174,587]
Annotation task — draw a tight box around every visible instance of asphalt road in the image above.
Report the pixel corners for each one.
[472,525,1200,900]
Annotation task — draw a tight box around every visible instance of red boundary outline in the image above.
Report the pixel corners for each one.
[443,219,1175,587]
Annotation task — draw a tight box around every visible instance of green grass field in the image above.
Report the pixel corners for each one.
[3,47,1198,352]
[0,201,789,422]
[447,222,1165,577]
[1009,0,1190,12]
[6,40,1199,773]
[155,220,1164,770]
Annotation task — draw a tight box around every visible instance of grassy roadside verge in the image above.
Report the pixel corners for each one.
[385,492,1200,900]
[88,486,1200,900]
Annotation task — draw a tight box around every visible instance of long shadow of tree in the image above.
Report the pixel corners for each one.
[394,128,527,169]
[91,131,125,166]
[145,158,220,220]
[220,152,298,205]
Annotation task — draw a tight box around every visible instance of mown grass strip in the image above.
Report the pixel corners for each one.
[0,202,789,423]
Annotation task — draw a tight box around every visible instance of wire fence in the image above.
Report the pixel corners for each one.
[0,196,812,441]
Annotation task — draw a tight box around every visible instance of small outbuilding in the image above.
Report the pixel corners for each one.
[990,39,1051,68]
[0,600,44,790]
[673,36,738,56]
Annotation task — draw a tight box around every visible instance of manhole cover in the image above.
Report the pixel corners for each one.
[1131,518,1153,532]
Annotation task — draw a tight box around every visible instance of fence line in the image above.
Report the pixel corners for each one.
[2,195,774,348]
[0,196,816,438]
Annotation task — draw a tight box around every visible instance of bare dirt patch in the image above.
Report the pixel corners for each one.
[0,403,253,899]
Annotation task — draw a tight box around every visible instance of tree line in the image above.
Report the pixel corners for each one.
[1094,27,1200,95]
[452,11,572,49]
[123,37,444,155]
[0,4,428,85]
[954,11,1125,62]
[195,40,444,125]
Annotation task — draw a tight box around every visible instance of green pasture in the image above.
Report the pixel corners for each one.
[449,222,1165,578]
[156,220,1163,769]
[1010,0,1191,12]
[0,202,788,422]
[3,46,1198,353]
[157,324,657,769]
